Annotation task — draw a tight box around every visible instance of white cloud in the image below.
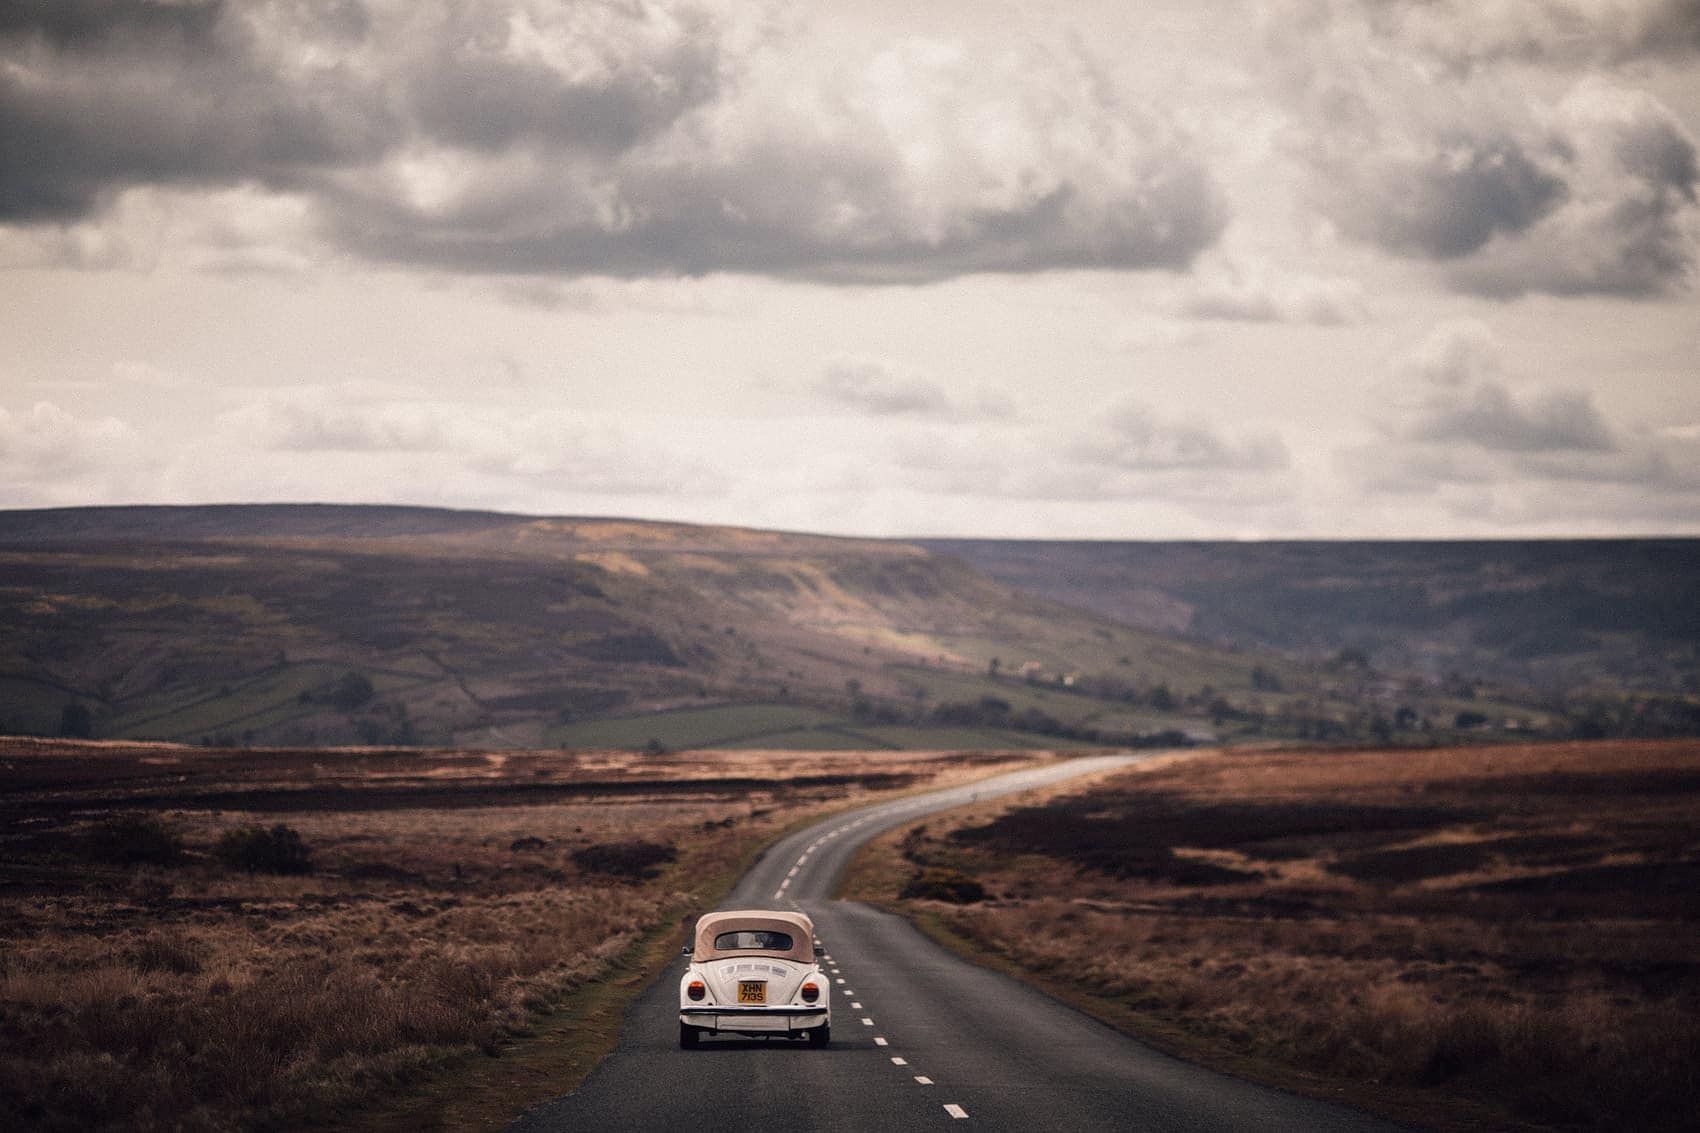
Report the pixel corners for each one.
[1074,402,1291,472]
[217,390,727,498]
[1177,258,1366,324]
[813,355,1011,420]
[886,400,1292,510]
[1389,320,1616,453]
[1341,320,1700,525]
[1106,317,1207,351]
[0,401,153,505]
[226,396,453,453]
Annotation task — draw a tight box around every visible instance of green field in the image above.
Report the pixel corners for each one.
[546,704,842,750]
[889,664,1162,727]
[0,676,74,736]
[545,703,1079,751]
[101,663,426,743]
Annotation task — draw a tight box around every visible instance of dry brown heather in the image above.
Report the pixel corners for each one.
[853,740,1700,1133]
[0,738,1046,1132]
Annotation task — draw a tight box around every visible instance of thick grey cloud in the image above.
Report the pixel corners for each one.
[1274,2,1700,297]
[1446,86,1699,297]
[321,31,1226,281]
[0,1,387,220]
[0,0,225,50]
[0,1,1226,280]
[1365,136,1568,260]
[396,3,723,154]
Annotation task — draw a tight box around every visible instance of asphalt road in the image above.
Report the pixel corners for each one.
[509,754,1414,1133]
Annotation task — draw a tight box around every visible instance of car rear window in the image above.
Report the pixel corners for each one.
[714,930,793,952]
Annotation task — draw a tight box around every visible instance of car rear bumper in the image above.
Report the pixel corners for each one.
[679,1006,828,1033]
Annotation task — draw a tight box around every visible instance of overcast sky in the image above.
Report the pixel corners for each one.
[1,0,1697,538]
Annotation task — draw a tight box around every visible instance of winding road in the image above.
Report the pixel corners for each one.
[509,753,1414,1132]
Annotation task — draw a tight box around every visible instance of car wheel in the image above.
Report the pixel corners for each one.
[679,1023,700,1050]
[808,1023,830,1048]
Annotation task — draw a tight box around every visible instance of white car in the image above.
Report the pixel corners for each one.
[678,908,830,1048]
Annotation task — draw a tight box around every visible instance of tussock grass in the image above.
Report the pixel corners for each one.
[1,738,1047,1132]
[0,883,661,1132]
[860,740,1700,1132]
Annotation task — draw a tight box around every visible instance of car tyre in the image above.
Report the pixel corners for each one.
[679,1023,700,1050]
[808,1023,830,1048]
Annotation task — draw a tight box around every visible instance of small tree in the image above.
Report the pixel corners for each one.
[59,702,93,738]
[329,672,375,711]
[901,867,986,904]
[83,812,183,866]
[572,840,676,881]
[214,824,314,874]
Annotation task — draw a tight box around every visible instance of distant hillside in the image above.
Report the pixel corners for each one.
[922,539,1700,699]
[0,506,1308,749]
[2,507,1690,749]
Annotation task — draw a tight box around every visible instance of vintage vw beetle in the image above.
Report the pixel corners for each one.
[678,909,830,1048]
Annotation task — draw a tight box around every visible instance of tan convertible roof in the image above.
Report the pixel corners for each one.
[693,909,815,963]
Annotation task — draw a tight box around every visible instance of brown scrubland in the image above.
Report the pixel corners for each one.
[0,738,1045,1132]
[850,740,1700,1133]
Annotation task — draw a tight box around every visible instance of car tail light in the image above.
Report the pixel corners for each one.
[687,980,706,1001]
[800,981,819,1003]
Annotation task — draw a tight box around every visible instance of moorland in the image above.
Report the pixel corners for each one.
[5,505,1695,752]
[847,738,1700,1132]
[0,735,1048,1132]
[927,538,1700,701]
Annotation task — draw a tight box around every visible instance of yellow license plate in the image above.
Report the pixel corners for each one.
[737,981,766,1005]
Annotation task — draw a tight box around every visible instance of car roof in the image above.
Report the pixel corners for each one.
[693,909,815,962]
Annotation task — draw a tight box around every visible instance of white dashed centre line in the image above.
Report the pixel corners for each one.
[873,1037,888,1046]
[890,1056,907,1066]
[914,1076,933,1086]
[850,1002,862,1009]
[944,1103,969,1119]
[860,1017,873,1026]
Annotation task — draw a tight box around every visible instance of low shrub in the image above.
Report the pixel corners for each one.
[213,824,314,874]
[570,840,676,881]
[129,932,204,975]
[82,813,183,866]
[901,867,987,904]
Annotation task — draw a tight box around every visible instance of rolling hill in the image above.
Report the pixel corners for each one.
[922,539,1700,696]
[0,506,1690,749]
[0,506,1295,749]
